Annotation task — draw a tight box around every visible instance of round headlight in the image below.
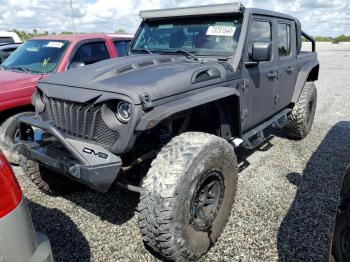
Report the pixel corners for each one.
[116,101,131,123]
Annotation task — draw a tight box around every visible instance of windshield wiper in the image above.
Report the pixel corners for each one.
[171,50,200,61]
[130,48,154,55]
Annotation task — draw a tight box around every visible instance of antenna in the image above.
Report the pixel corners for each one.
[70,0,76,33]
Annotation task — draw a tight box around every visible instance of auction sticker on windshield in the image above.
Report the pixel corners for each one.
[46,41,64,48]
[206,26,236,36]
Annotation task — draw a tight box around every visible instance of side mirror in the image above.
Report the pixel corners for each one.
[69,61,85,69]
[251,41,272,62]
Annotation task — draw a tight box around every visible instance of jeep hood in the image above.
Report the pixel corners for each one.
[38,54,237,105]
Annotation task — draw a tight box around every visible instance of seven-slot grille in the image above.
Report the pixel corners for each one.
[40,96,120,146]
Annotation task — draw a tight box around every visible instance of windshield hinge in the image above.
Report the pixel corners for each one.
[140,93,153,112]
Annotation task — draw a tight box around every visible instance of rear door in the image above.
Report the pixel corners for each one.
[243,17,278,130]
[273,19,298,112]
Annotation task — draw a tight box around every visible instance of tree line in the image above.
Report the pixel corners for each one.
[314,35,350,44]
[12,29,129,41]
[11,29,350,43]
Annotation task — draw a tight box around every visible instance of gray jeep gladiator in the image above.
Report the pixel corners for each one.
[17,3,319,261]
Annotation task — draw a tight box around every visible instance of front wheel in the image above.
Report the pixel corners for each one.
[138,132,238,261]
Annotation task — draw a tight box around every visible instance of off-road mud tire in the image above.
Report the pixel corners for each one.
[0,111,34,164]
[20,155,81,196]
[138,132,238,261]
[285,82,317,139]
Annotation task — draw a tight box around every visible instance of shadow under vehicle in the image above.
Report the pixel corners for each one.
[276,122,350,261]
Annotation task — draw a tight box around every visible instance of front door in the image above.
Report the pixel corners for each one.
[243,16,278,130]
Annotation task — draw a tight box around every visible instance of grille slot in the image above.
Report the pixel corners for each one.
[40,96,119,146]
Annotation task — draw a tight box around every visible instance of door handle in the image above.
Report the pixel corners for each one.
[267,71,278,80]
[286,66,294,73]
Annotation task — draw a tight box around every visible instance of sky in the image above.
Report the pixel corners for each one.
[0,0,349,37]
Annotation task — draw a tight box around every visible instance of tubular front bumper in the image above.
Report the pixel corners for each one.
[17,116,122,193]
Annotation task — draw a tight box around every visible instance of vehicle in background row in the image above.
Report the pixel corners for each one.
[0,151,54,262]
[0,43,22,63]
[331,165,350,261]
[0,33,133,164]
[18,3,318,261]
[0,31,21,44]
[0,51,9,64]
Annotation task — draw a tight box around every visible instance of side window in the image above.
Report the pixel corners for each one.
[71,41,110,66]
[249,20,272,42]
[0,37,14,44]
[277,23,291,56]
[114,40,131,57]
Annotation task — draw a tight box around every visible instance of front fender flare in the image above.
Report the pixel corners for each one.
[135,87,240,131]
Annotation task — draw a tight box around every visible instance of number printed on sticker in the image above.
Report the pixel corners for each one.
[46,42,64,48]
[206,26,236,37]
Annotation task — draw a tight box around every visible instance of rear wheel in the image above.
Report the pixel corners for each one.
[0,112,34,164]
[138,132,238,261]
[285,82,317,139]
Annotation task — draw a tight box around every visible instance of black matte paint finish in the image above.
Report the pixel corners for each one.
[18,5,319,191]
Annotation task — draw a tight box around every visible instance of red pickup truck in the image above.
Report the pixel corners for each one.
[0,33,133,163]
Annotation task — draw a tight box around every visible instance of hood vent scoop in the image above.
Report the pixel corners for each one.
[117,64,134,74]
[157,57,173,64]
[138,60,155,67]
[115,56,175,76]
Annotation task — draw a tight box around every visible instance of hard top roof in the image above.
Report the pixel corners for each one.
[139,2,295,21]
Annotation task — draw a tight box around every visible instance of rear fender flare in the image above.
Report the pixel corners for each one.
[292,61,319,103]
[135,87,240,132]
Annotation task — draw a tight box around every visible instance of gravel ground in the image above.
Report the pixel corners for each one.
[12,42,350,262]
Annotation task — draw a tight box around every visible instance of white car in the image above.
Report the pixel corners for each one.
[0,31,21,44]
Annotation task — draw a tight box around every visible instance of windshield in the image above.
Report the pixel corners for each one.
[2,39,69,74]
[131,15,242,57]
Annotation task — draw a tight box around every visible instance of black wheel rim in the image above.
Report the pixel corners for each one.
[341,228,350,258]
[190,170,224,230]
